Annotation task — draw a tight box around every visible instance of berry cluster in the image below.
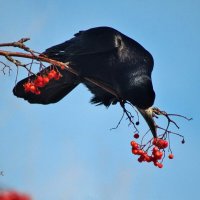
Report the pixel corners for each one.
[131,136,174,168]
[0,190,31,200]
[23,69,62,95]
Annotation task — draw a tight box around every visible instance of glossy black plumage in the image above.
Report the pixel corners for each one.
[13,26,155,109]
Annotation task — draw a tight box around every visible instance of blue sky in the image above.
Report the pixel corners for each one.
[0,0,199,199]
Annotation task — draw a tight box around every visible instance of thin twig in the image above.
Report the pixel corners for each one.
[0,61,12,75]
[110,111,125,130]
[120,101,139,133]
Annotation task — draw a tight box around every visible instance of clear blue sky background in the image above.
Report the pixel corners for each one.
[0,0,199,200]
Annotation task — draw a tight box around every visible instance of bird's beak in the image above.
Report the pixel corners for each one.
[136,107,157,138]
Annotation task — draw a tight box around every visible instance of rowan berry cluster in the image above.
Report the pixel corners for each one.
[0,190,31,200]
[23,69,62,95]
[131,135,174,168]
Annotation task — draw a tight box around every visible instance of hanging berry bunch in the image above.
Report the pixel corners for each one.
[130,138,171,168]
[128,107,190,169]
[23,68,62,95]
[112,103,191,169]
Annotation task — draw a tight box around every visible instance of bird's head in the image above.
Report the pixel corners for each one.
[122,74,157,137]
[126,75,155,109]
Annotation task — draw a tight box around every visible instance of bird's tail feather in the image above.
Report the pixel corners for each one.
[13,66,80,104]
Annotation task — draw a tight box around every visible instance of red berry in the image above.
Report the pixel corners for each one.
[34,76,46,87]
[132,144,139,150]
[130,141,139,149]
[61,65,66,70]
[154,151,163,160]
[154,161,159,166]
[48,72,54,79]
[29,85,36,93]
[35,81,45,87]
[153,146,159,152]
[51,69,57,76]
[162,140,168,148]
[43,76,50,84]
[157,162,163,168]
[48,70,57,79]
[34,88,41,95]
[168,154,174,159]
[54,72,62,80]
[134,133,139,139]
[142,153,149,162]
[137,149,144,155]
[130,141,135,146]
[23,82,32,92]
[50,69,57,74]
[36,75,43,82]
[146,156,153,163]
[153,138,168,149]
[132,149,138,155]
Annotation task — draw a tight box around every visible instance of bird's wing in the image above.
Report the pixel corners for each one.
[13,66,79,104]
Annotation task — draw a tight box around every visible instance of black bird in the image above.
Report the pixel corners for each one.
[13,27,156,136]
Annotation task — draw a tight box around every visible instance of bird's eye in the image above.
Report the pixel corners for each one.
[115,36,122,48]
[117,38,122,47]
